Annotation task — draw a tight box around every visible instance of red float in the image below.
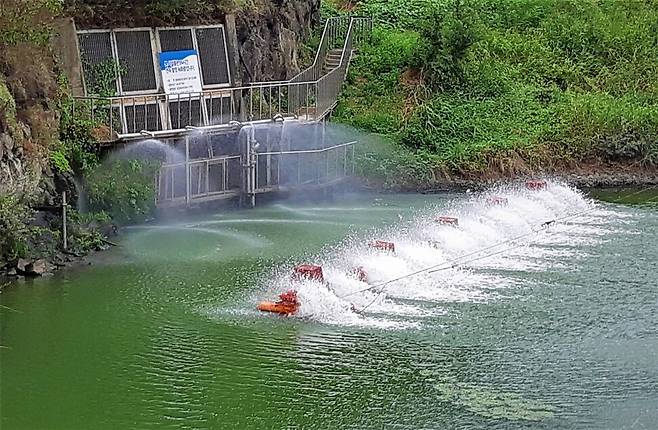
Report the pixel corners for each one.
[486,196,508,206]
[257,289,300,315]
[353,266,368,282]
[435,216,459,226]
[369,240,395,253]
[292,264,325,282]
[525,179,547,190]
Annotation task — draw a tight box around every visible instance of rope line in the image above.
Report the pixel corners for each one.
[350,184,658,313]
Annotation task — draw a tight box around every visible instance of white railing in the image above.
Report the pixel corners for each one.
[72,17,372,142]
[254,141,357,192]
[156,155,242,206]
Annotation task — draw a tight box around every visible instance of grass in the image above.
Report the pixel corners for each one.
[333,0,658,186]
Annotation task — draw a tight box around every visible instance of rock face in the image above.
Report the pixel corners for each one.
[25,259,52,276]
[1,38,60,204]
[235,1,321,82]
[68,0,321,84]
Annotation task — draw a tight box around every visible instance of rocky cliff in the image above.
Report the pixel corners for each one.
[0,0,62,205]
[69,0,321,82]
[235,1,320,82]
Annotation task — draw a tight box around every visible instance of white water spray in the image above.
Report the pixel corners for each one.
[258,180,620,329]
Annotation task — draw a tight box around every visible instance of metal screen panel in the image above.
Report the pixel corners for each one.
[227,157,242,190]
[114,30,158,93]
[168,100,203,129]
[195,27,230,86]
[205,96,232,125]
[78,32,116,95]
[158,28,194,51]
[123,103,162,134]
[208,163,225,193]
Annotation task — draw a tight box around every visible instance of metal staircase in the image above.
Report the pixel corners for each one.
[71,16,372,143]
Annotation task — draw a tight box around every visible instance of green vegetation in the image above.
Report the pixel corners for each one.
[0,0,61,46]
[86,159,159,224]
[333,0,658,185]
[0,196,34,260]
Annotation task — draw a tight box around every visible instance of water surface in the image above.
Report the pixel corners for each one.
[1,183,656,429]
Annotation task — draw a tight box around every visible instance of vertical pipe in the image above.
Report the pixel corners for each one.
[249,87,253,120]
[219,93,223,124]
[352,144,355,175]
[170,167,174,200]
[250,130,256,207]
[62,191,67,251]
[206,160,210,194]
[185,137,190,206]
[177,93,181,129]
[297,153,301,185]
[188,93,192,126]
[132,97,136,133]
[259,86,263,120]
[109,98,113,135]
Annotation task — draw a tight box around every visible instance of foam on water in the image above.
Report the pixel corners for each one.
[257,180,615,329]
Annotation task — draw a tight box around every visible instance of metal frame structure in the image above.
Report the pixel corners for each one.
[72,17,372,141]
[77,18,371,209]
[154,138,358,208]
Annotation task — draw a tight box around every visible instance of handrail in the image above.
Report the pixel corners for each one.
[257,141,357,156]
[73,16,372,139]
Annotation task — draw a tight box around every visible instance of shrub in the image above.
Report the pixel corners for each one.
[335,0,658,179]
[86,159,160,224]
[0,195,34,260]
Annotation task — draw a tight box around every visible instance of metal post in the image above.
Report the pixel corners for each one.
[62,192,67,251]
[185,137,190,206]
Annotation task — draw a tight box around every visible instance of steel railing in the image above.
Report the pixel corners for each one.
[254,141,357,192]
[156,155,242,206]
[72,17,372,141]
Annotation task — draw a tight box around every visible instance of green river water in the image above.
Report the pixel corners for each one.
[1,183,656,429]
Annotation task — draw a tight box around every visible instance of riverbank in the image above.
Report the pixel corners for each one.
[333,0,658,185]
[0,201,119,284]
[2,188,656,428]
[2,167,655,286]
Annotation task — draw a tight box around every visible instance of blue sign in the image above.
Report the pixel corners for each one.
[159,50,202,94]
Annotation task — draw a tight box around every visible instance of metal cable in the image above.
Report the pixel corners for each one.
[349,184,658,313]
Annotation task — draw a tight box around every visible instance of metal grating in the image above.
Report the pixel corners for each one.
[114,30,157,93]
[195,27,230,86]
[123,103,162,134]
[158,28,194,51]
[78,32,116,95]
[205,96,233,125]
[208,163,225,193]
[168,99,204,129]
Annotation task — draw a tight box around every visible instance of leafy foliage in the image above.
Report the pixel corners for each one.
[84,59,126,97]
[336,0,658,184]
[0,0,61,46]
[56,95,100,175]
[0,196,34,260]
[86,159,160,224]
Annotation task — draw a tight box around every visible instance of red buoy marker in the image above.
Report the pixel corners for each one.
[353,266,368,283]
[369,240,395,253]
[435,216,459,226]
[292,264,325,282]
[486,196,508,206]
[525,179,547,190]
